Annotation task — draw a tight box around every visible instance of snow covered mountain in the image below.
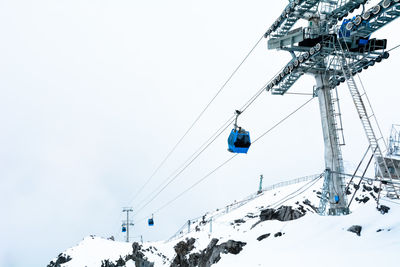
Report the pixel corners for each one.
[48,175,400,267]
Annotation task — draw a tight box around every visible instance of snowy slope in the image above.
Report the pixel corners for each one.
[49,176,400,267]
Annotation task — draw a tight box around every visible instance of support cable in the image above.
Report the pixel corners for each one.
[388,43,400,52]
[134,97,315,221]
[344,145,371,194]
[127,34,265,205]
[131,61,291,213]
[347,152,375,209]
[132,116,235,211]
[268,173,324,209]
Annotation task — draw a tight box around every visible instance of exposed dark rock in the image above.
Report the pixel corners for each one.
[171,238,196,267]
[357,196,370,203]
[363,185,373,191]
[297,204,307,214]
[373,186,381,193]
[303,199,318,213]
[353,184,360,190]
[347,225,362,236]
[274,232,283,237]
[171,238,246,267]
[245,213,257,219]
[260,206,305,222]
[122,242,154,267]
[221,240,246,255]
[101,259,115,267]
[47,253,72,267]
[346,188,352,195]
[377,229,383,232]
[259,208,275,221]
[378,205,390,214]
[197,238,219,267]
[257,233,271,241]
[188,253,201,266]
[234,219,245,224]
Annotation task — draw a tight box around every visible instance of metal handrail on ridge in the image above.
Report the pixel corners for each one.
[167,173,321,241]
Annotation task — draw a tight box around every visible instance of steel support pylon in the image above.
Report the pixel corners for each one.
[315,73,349,216]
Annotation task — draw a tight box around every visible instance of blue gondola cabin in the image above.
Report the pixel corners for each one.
[148,218,154,226]
[122,226,127,232]
[228,128,251,154]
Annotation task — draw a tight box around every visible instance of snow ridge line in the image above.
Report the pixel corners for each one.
[167,173,321,241]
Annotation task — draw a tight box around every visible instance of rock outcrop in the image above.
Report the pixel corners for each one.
[378,205,390,214]
[257,233,270,241]
[260,206,305,222]
[347,225,362,236]
[101,242,154,267]
[170,238,246,267]
[47,253,72,267]
[171,238,196,267]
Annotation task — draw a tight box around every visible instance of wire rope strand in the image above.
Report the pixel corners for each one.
[131,64,289,213]
[136,97,315,220]
[132,115,235,209]
[133,116,236,215]
[388,43,400,52]
[126,34,265,205]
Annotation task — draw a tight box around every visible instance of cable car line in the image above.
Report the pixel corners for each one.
[388,42,400,52]
[135,97,315,222]
[132,115,235,210]
[267,173,324,209]
[131,60,308,217]
[131,67,293,216]
[133,116,235,215]
[126,34,265,206]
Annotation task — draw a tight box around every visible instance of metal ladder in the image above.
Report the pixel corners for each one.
[330,86,346,147]
[334,38,400,199]
[327,86,345,178]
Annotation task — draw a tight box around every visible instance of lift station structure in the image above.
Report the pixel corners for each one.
[263,0,400,215]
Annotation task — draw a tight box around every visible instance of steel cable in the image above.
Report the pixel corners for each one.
[126,34,265,205]
[135,97,315,221]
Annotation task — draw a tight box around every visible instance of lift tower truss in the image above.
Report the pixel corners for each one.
[263,0,400,215]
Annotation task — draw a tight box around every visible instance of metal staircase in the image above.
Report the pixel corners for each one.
[334,38,400,199]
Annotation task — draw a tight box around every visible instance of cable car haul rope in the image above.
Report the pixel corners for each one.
[120,2,400,227]
[134,97,315,223]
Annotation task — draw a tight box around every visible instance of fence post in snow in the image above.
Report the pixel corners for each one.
[258,174,264,194]
[187,220,191,234]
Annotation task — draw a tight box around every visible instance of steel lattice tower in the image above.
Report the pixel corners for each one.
[264,0,400,215]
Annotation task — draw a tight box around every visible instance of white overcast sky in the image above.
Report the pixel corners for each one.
[1,1,400,266]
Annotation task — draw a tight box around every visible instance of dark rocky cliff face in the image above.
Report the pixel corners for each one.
[47,253,72,267]
[260,205,305,222]
[101,242,155,267]
[170,238,246,267]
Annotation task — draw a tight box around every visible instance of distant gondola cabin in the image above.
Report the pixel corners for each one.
[122,226,127,232]
[148,218,154,226]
